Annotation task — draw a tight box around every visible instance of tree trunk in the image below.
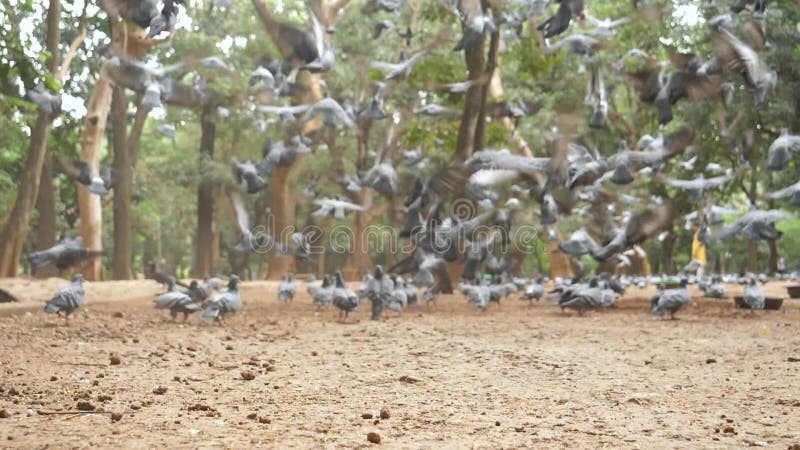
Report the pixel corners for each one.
[78,63,113,281]
[34,152,59,278]
[454,34,486,160]
[193,103,216,278]
[0,0,60,277]
[111,85,133,279]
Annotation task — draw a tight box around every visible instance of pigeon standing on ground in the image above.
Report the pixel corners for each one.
[200,275,242,321]
[155,276,201,321]
[332,271,359,320]
[313,275,334,308]
[278,273,297,302]
[651,278,692,319]
[43,275,85,323]
[743,278,765,310]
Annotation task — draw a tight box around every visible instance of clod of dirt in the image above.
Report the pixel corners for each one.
[7,388,19,396]
[788,357,800,362]
[514,427,525,432]
[241,371,256,381]
[0,409,11,418]
[258,417,271,424]
[76,401,95,411]
[112,312,124,318]
[362,413,373,419]
[398,375,419,384]
[367,432,381,444]
[153,386,168,395]
[110,412,123,423]
[706,358,717,364]
[723,426,735,434]
[311,351,318,356]
[49,376,57,381]
[495,421,501,426]
[97,395,113,402]
[109,355,121,365]
[225,345,234,351]
[379,408,390,419]
[188,403,214,412]
[247,413,257,420]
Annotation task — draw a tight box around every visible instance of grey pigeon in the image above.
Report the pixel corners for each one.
[43,275,85,321]
[711,25,776,109]
[24,237,104,275]
[766,129,800,171]
[453,0,496,52]
[26,83,61,116]
[313,275,334,308]
[60,158,118,196]
[278,273,297,302]
[332,271,359,319]
[155,276,201,320]
[742,278,765,309]
[200,275,242,321]
[371,50,428,81]
[651,278,691,319]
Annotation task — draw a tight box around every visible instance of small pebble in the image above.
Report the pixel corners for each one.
[379,408,390,419]
[153,386,168,395]
[50,376,57,381]
[367,432,381,444]
[0,409,11,418]
[706,358,717,364]
[76,401,95,411]
[241,371,256,381]
[109,355,121,365]
[110,412,123,423]
[723,426,735,434]
[362,413,373,419]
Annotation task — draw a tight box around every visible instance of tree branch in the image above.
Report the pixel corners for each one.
[56,0,88,82]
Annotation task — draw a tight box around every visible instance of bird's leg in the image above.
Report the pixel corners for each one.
[183,312,189,322]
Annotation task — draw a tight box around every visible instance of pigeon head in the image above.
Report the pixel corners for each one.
[71,274,84,284]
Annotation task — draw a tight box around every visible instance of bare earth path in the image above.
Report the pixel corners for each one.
[1,279,799,449]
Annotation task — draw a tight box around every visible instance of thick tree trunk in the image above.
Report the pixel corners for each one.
[0,0,60,277]
[36,153,57,252]
[454,35,486,160]
[78,64,113,281]
[193,103,216,278]
[0,114,55,277]
[111,86,133,279]
[33,152,59,278]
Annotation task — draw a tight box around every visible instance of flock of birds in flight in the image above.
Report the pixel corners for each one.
[19,0,800,323]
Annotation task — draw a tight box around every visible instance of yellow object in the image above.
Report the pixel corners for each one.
[691,230,707,266]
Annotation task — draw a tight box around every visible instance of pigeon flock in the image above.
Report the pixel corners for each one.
[20,0,800,323]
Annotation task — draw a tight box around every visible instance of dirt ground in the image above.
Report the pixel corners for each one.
[1,278,799,449]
